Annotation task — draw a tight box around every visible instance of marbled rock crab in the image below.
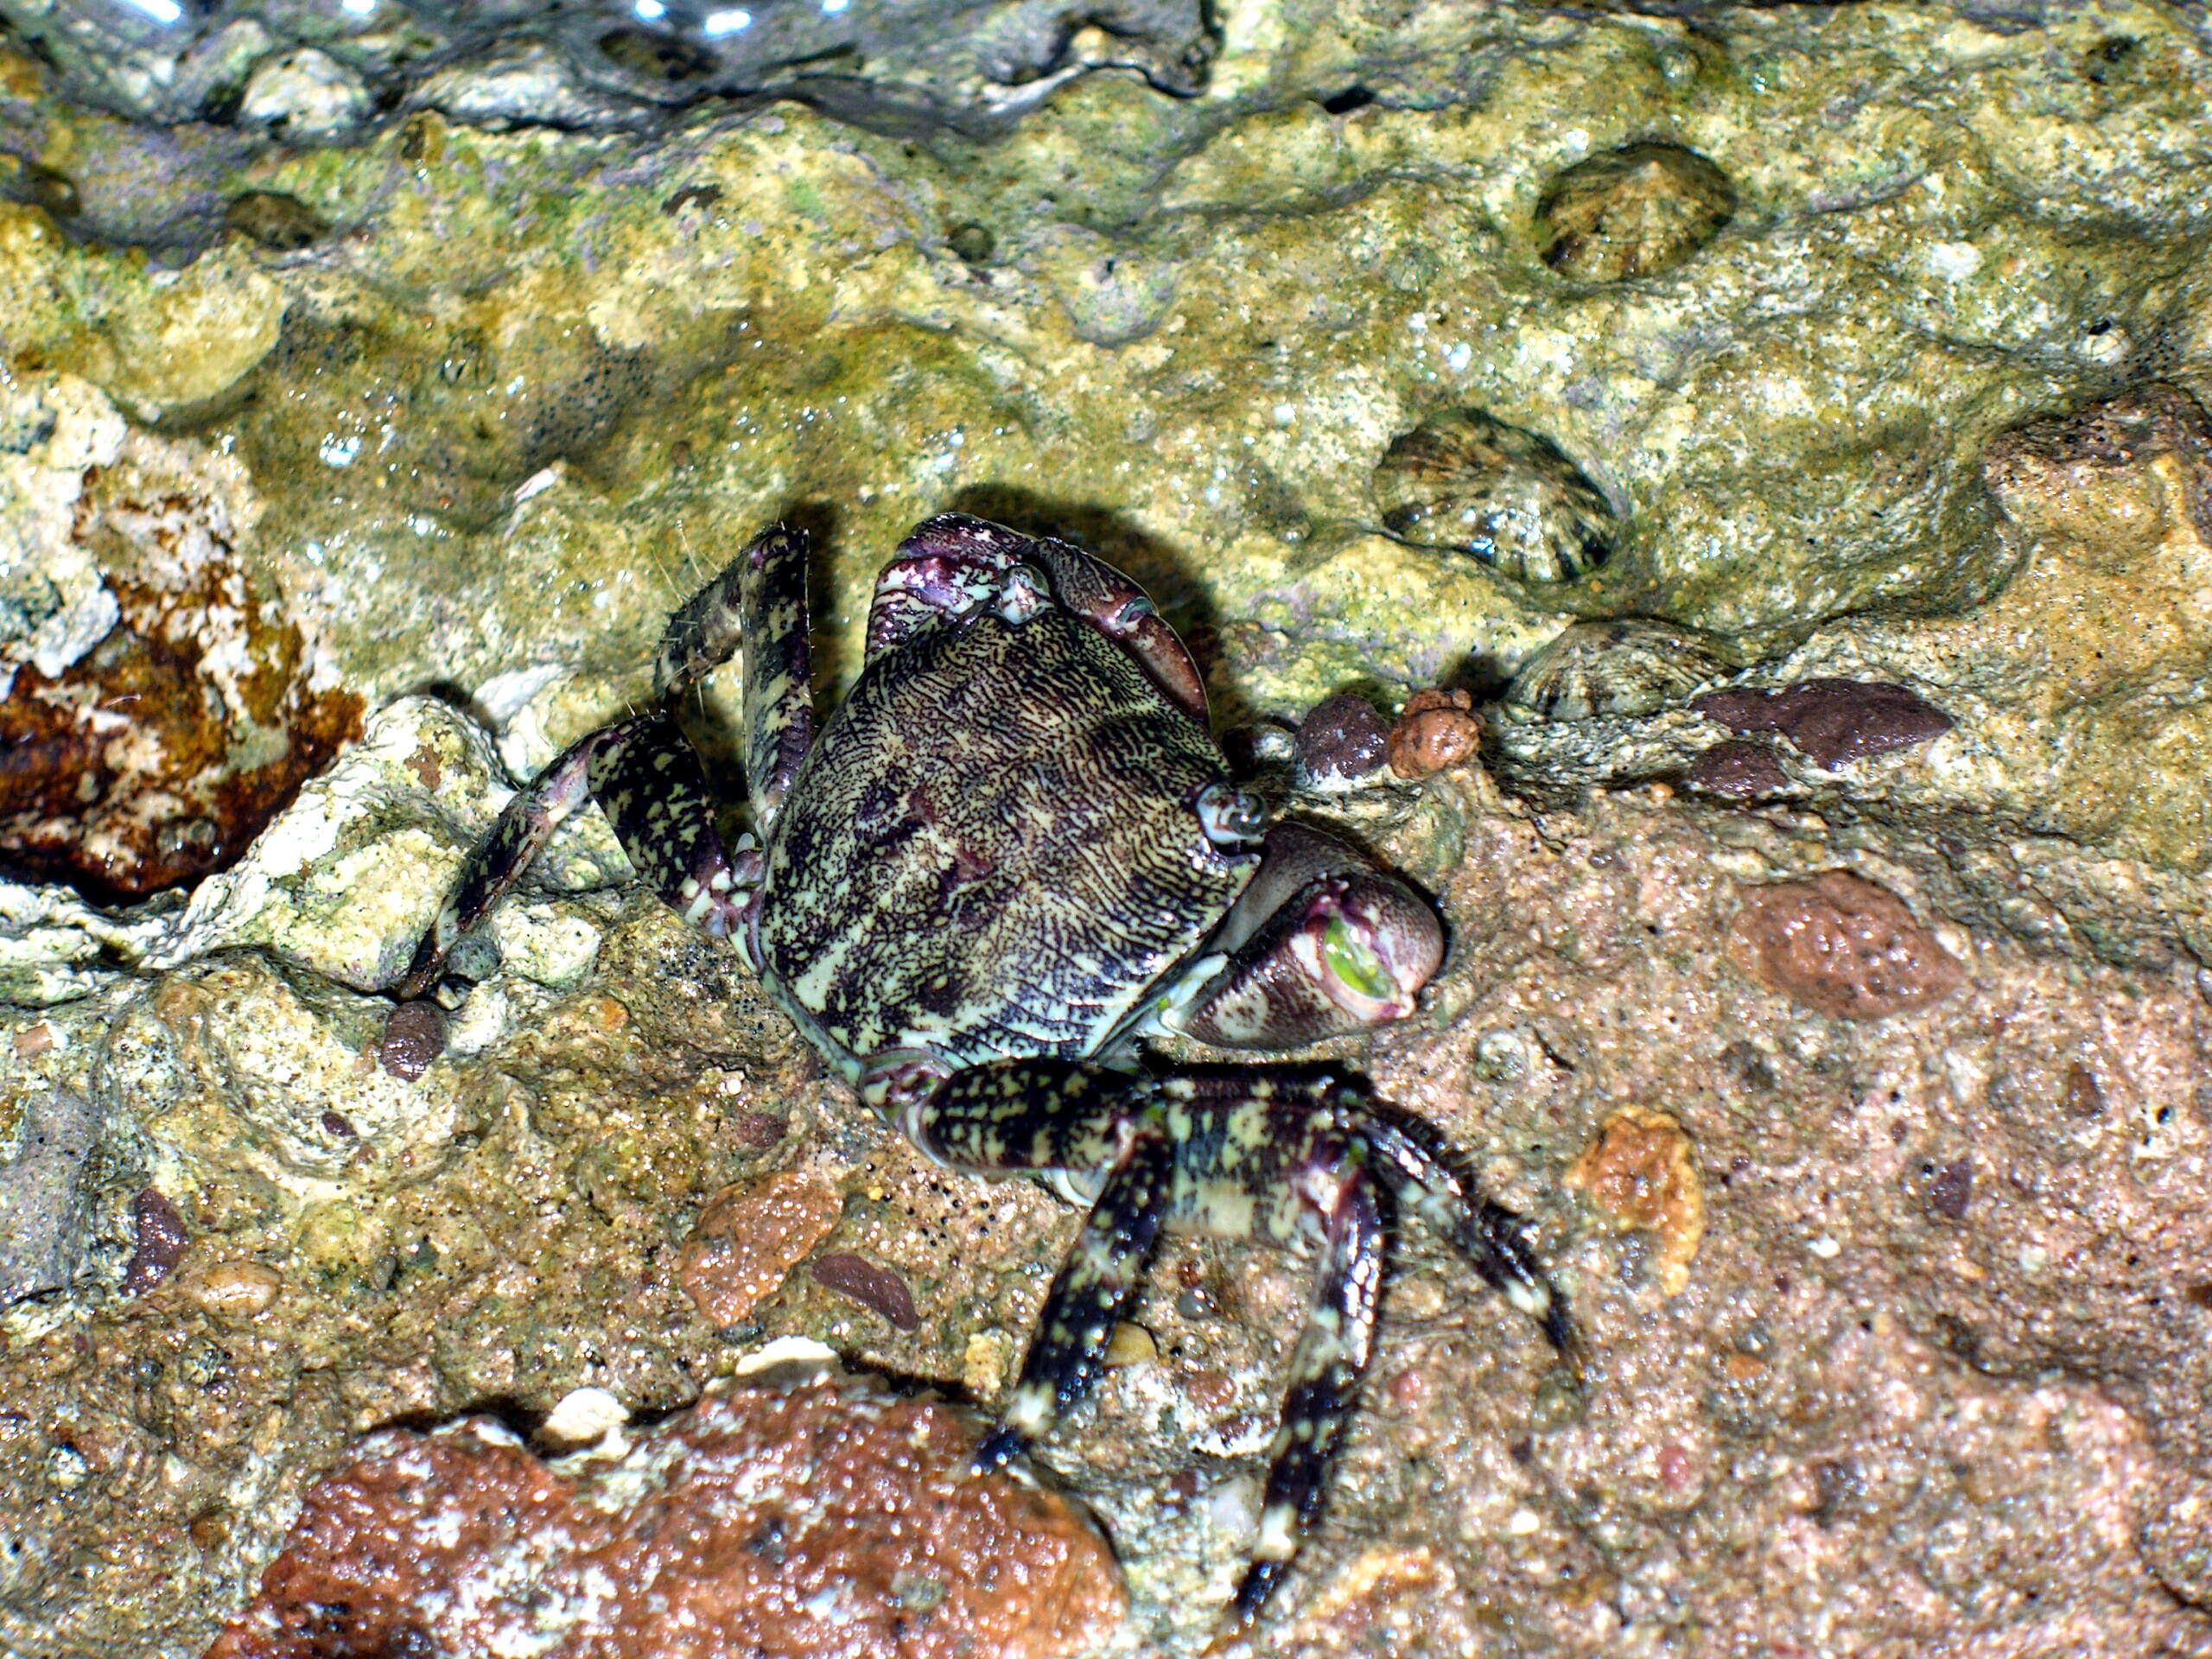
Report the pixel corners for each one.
[395,513,1579,1632]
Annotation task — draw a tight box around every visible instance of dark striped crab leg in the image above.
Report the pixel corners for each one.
[396,524,816,997]
[898,1058,1581,1634]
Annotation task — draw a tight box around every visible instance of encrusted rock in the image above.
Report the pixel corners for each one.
[678,1169,844,1325]
[0,1088,99,1306]
[1386,689,1483,779]
[238,49,373,143]
[1692,679,1954,769]
[1684,738,1788,798]
[1564,1104,1703,1295]
[1733,871,1963,1020]
[1534,142,1737,282]
[1370,409,1616,583]
[206,1368,1126,1659]
[0,387,360,901]
[1294,693,1391,790]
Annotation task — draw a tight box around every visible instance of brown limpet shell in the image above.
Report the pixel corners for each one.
[1535,142,1736,282]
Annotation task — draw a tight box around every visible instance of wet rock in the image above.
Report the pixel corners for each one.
[1732,871,1963,1020]
[206,1367,1126,1659]
[1691,680,1954,770]
[1370,409,1616,584]
[1535,143,1737,282]
[1982,382,2212,550]
[0,1088,100,1306]
[0,155,80,221]
[1564,1105,1703,1296]
[121,1186,190,1293]
[1507,620,1726,721]
[1294,693,1390,791]
[1386,688,1483,779]
[810,1251,920,1331]
[2141,1474,2212,1611]
[678,1170,844,1326]
[238,49,373,143]
[0,384,361,902]
[1684,738,1788,799]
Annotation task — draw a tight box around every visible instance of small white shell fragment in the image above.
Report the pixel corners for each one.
[733,1335,842,1376]
[540,1386,628,1451]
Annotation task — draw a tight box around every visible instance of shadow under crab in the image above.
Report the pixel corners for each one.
[391,512,1580,1633]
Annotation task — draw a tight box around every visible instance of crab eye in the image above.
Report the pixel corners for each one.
[1320,916,1394,1003]
[1195,781,1266,850]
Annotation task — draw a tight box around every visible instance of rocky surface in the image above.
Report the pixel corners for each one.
[4,1,2212,1656]
[207,1357,1126,1659]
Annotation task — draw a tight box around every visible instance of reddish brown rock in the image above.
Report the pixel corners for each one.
[1733,870,1963,1020]
[1691,679,1952,770]
[205,1370,1126,1659]
[121,1188,189,1293]
[0,454,360,901]
[1564,1105,1704,1295]
[677,1169,843,1325]
[1386,688,1484,779]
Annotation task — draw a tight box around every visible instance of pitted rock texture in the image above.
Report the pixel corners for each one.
[1732,872,1964,1021]
[206,1368,1127,1659]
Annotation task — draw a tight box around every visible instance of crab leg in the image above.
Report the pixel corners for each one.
[395,527,816,998]
[396,714,756,997]
[902,1058,1577,1629]
[652,523,817,829]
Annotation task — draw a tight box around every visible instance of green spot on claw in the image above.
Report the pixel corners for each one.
[1322,918,1391,1001]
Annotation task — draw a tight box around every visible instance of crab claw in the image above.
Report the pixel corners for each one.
[1175,827,1445,1049]
[1292,872,1445,1027]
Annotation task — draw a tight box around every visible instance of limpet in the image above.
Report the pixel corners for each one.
[1506,619,1726,721]
[1535,142,1735,282]
[1371,409,1617,584]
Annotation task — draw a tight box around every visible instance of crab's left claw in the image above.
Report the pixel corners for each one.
[1171,823,1444,1049]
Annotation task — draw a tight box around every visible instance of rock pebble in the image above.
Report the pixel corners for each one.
[678,1170,843,1325]
[1733,871,1963,1020]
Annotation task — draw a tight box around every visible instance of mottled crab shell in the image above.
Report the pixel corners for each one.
[1371,408,1617,584]
[1534,142,1736,283]
[755,604,1255,1078]
[1508,618,1728,721]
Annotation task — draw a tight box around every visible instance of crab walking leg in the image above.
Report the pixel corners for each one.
[1230,1163,1383,1630]
[1359,1114,1584,1374]
[737,524,816,826]
[584,713,757,941]
[974,1121,1178,1472]
[397,719,639,998]
[650,524,817,829]
[395,714,753,999]
[905,1061,1574,1622]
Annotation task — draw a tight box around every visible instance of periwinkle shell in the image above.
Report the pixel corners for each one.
[1371,409,1616,584]
[1507,618,1727,721]
[1535,142,1736,282]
